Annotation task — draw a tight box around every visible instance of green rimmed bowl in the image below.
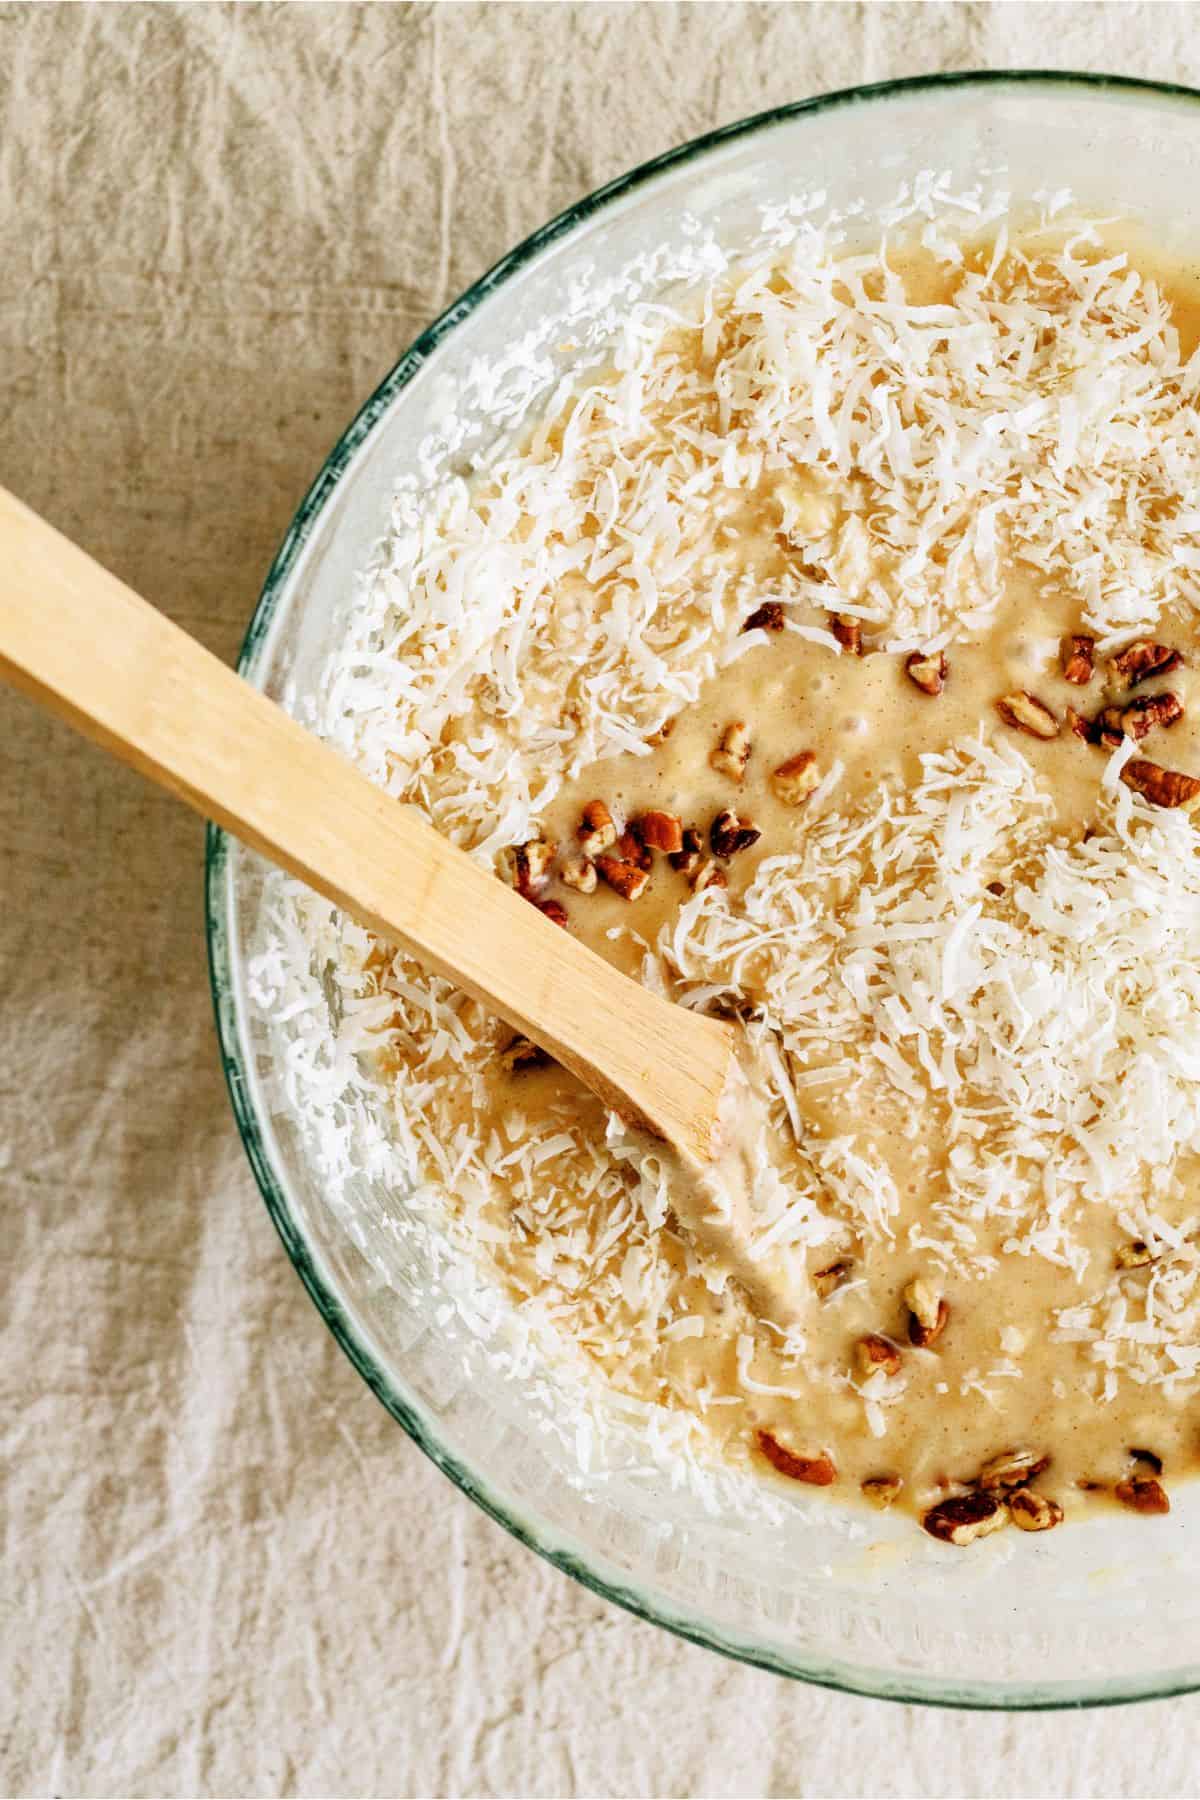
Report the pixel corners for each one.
[207,72,1200,1708]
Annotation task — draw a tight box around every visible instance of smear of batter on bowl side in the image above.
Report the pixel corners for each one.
[344,213,1200,1541]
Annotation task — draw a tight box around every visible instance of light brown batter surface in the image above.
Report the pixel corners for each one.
[358,222,1200,1534]
[529,576,1200,1521]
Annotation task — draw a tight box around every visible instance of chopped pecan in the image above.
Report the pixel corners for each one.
[1110,692,1184,741]
[1061,634,1096,684]
[689,859,728,894]
[978,1447,1050,1491]
[995,691,1059,740]
[905,650,947,696]
[813,1259,852,1300]
[1109,640,1183,689]
[668,826,703,878]
[831,614,863,655]
[633,810,684,856]
[904,1277,948,1347]
[742,601,785,633]
[854,1334,902,1379]
[498,1036,550,1074]
[1082,692,1186,749]
[535,899,568,928]
[986,879,1006,897]
[1115,1238,1156,1270]
[756,1429,836,1486]
[861,1474,903,1509]
[560,854,597,894]
[577,800,617,856]
[770,751,820,807]
[710,809,762,858]
[922,1491,1007,1546]
[1121,759,1200,811]
[1090,706,1131,749]
[1009,1488,1064,1532]
[595,854,650,901]
[506,837,554,898]
[1114,1475,1170,1515]
[616,829,653,872]
[1129,1447,1164,1475]
[710,721,752,784]
[909,1300,950,1348]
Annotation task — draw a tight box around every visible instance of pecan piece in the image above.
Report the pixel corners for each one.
[831,614,863,655]
[770,751,820,807]
[905,650,947,696]
[854,1334,902,1379]
[1009,1488,1064,1532]
[709,809,761,858]
[1091,693,1185,746]
[1129,1447,1164,1475]
[1061,634,1095,684]
[1067,706,1100,744]
[813,1259,852,1300]
[710,721,751,784]
[978,1448,1050,1491]
[498,1036,550,1074]
[904,1277,948,1347]
[689,858,728,894]
[577,800,617,856]
[506,837,554,898]
[995,691,1059,740]
[742,601,785,633]
[1121,759,1200,811]
[1115,1238,1156,1270]
[595,855,650,901]
[615,829,653,872]
[861,1474,903,1509]
[560,854,597,894]
[909,1300,950,1348]
[633,810,684,856]
[668,826,703,878]
[535,899,569,928]
[1090,706,1131,749]
[922,1491,1007,1546]
[1118,692,1184,739]
[756,1429,836,1486]
[1114,1476,1170,1515]
[1109,640,1184,689]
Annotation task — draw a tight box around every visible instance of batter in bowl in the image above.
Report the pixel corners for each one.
[340,215,1200,1540]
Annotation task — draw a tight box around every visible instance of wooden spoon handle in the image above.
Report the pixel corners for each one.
[0,486,733,1153]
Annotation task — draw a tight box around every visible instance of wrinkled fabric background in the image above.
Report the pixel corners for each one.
[4,5,1200,1796]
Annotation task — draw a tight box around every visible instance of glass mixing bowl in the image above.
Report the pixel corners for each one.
[206,72,1200,1707]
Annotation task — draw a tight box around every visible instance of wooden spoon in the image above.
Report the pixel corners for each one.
[0,485,738,1181]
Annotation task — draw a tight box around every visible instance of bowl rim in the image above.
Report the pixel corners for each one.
[206,67,1200,1711]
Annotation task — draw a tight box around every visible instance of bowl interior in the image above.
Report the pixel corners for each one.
[208,74,1200,1707]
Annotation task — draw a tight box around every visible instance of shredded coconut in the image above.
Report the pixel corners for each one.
[250,188,1200,1507]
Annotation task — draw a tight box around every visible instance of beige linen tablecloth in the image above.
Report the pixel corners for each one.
[6,5,1200,1795]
